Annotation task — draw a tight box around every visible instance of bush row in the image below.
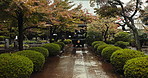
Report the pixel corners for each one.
[92,40,148,78]
[23,40,48,44]
[0,36,9,41]
[63,39,72,44]
[0,42,65,78]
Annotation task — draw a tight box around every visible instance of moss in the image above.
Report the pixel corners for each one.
[0,53,33,78]
[15,50,45,72]
[42,43,61,56]
[28,47,49,58]
[101,46,122,61]
[110,49,145,72]
[123,56,148,78]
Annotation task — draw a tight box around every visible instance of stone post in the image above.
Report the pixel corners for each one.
[14,39,18,49]
[5,39,9,49]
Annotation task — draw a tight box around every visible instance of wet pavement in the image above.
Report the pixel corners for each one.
[30,45,122,78]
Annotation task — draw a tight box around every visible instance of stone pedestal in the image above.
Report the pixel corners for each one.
[5,39,9,49]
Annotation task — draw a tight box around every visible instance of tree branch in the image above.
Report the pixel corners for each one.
[130,0,139,18]
[23,26,47,31]
[116,22,126,30]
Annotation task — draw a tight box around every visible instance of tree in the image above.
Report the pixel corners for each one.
[87,16,119,42]
[91,0,144,51]
[44,0,94,42]
[0,0,49,50]
[141,3,148,26]
[43,0,78,42]
[94,5,121,17]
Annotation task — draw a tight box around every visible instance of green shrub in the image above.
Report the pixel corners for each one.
[94,44,100,50]
[0,44,5,48]
[42,43,61,56]
[54,42,65,50]
[0,36,9,41]
[15,50,45,72]
[23,44,30,49]
[0,53,33,78]
[101,46,122,61]
[139,33,148,46]
[40,40,48,43]
[86,36,96,46]
[129,39,136,47]
[92,41,99,47]
[63,39,72,44]
[86,30,103,45]
[9,44,14,48]
[96,44,113,55]
[92,41,105,47]
[93,41,106,50]
[110,49,145,72]
[123,56,148,78]
[28,47,49,58]
[106,39,115,44]
[24,40,45,44]
[114,41,129,48]
[9,44,29,48]
[114,32,130,42]
[23,40,38,44]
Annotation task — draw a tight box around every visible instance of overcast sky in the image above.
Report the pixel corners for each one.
[70,0,147,15]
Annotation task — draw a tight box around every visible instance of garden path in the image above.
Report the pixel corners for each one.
[31,45,121,78]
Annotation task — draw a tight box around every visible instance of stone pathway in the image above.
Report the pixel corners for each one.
[30,45,121,78]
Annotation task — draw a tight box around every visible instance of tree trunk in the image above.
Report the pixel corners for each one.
[18,13,24,51]
[49,26,53,43]
[128,18,142,51]
[131,27,141,51]
[104,24,109,42]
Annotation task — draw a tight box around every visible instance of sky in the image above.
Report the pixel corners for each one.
[69,0,147,15]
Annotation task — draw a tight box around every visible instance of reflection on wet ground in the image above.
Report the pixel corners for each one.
[31,45,122,78]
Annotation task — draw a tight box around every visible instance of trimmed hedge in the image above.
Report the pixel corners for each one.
[94,44,100,50]
[23,40,38,44]
[114,32,130,42]
[9,44,29,49]
[0,53,33,78]
[114,41,129,48]
[15,50,45,72]
[42,43,61,56]
[101,46,122,61]
[93,41,106,50]
[63,39,72,44]
[0,36,9,41]
[110,49,145,72]
[86,30,103,45]
[28,47,49,58]
[54,42,65,50]
[96,44,113,55]
[0,44,5,48]
[123,56,148,78]
[92,41,101,47]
